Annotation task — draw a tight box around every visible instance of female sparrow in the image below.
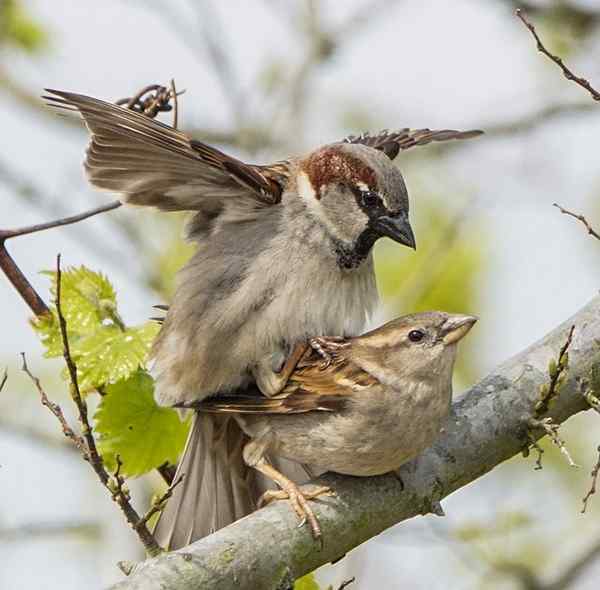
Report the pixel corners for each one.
[163,311,476,544]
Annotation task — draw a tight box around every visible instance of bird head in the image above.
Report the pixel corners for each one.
[349,311,477,389]
[296,142,415,269]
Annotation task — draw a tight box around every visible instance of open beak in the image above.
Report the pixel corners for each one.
[374,211,416,250]
[442,314,478,344]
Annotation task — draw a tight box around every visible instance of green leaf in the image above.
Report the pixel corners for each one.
[294,573,321,590]
[41,266,119,337]
[74,322,160,392]
[31,312,63,358]
[95,370,190,477]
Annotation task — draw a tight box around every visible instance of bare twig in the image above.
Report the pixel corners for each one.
[0,201,121,242]
[0,79,181,316]
[137,473,184,530]
[528,417,578,468]
[0,368,7,393]
[116,84,175,119]
[0,201,121,316]
[582,446,600,513]
[337,578,356,590]
[20,354,86,453]
[525,435,545,471]
[516,9,600,101]
[525,326,577,469]
[578,376,600,416]
[534,325,574,418]
[553,203,600,242]
[170,79,179,129]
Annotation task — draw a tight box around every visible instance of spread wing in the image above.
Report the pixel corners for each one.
[194,340,378,415]
[44,90,288,214]
[344,128,483,160]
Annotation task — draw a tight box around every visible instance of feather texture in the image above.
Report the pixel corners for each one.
[43,89,287,213]
[194,337,378,415]
[344,128,483,160]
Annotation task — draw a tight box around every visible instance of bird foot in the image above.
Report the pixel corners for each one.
[309,337,350,370]
[258,484,333,539]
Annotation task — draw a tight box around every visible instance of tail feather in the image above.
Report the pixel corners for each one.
[153,413,255,550]
[153,413,319,550]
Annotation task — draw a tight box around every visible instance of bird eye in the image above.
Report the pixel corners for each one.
[360,191,380,208]
[408,329,425,343]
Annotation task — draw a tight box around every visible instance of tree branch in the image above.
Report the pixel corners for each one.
[516,9,600,101]
[110,295,600,590]
[553,203,600,242]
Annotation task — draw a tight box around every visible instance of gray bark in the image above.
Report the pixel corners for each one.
[110,295,600,590]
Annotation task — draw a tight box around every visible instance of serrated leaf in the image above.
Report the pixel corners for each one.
[95,370,189,477]
[42,266,119,335]
[74,322,160,392]
[31,312,63,358]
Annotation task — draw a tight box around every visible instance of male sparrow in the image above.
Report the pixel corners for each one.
[44,89,481,547]
[180,311,476,541]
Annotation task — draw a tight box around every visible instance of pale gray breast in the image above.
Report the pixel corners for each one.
[152,201,378,405]
[261,380,452,476]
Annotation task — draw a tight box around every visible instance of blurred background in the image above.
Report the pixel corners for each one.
[1,0,599,588]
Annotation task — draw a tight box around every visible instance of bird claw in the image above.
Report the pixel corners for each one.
[309,337,349,370]
[258,484,333,540]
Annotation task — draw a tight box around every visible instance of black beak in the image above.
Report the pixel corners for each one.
[374,211,416,250]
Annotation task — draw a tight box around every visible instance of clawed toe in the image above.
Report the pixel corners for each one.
[258,484,333,539]
[309,337,350,370]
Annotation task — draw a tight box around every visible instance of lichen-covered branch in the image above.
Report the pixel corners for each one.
[110,295,600,590]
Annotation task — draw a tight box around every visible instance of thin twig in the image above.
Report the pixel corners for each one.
[534,325,575,417]
[582,446,600,513]
[170,79,179,129]
[0,201,121,316]
[337,577,356,590]
[578,377,600,416]
[137,473,185,530]
[525,434,545,471]
[553,203,600,242]
[53,255,163,556]
[516,9,600,101]
[0,201,121,242]
[21,353,86,453]
[528,417,578,468]
[0,368,7,393]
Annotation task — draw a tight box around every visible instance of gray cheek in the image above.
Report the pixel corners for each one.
[321,186,370,243]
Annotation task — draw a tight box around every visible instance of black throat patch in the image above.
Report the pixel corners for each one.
[333,226,379,270]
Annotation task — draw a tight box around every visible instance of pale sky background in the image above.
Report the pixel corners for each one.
[1,1,599,589]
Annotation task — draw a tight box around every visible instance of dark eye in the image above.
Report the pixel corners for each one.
[408,329,425,343]
[360,191,380,208]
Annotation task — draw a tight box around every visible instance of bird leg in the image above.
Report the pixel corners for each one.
[254,460,332,539]
[253,341,309,397]
[309,336,350,370]
[242,438,331,539]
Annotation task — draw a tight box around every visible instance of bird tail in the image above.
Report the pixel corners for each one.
[153,413,256,550]
[153,413,317,550]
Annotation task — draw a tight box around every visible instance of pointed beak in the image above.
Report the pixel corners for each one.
[374,211,416,250]
[441,314,478,344]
